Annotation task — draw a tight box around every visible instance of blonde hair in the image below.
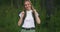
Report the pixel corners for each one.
[23,0,36,12]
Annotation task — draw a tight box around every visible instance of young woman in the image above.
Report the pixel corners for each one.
[18,0,41,32]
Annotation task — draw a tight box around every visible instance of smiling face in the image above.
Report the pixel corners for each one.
[24,1,32,10]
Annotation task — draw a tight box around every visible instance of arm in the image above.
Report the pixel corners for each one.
[18,18,23,26]
[34,10,41,24]
[18,11,24,26]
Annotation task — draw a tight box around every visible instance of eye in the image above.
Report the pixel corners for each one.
[24,4,27,6]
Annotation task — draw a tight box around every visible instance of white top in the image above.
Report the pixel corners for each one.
[19,10,39,28]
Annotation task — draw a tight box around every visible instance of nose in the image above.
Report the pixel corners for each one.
[26,5,29,7]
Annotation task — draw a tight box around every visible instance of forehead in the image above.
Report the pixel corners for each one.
[24,1,31,4]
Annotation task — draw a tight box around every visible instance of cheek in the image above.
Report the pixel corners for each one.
[29,5,31,7]
[28,5,31,8]
[25,5,31,8]
[25,6,27,8]
[24,4,31,9]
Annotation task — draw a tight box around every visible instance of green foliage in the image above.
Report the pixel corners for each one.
[0,6,19,32]
[0,0,60,32]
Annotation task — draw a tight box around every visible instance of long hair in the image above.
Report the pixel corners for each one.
[22,0,36,26]
[23,0,36,12]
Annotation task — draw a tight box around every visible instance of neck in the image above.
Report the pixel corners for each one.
[26,9,31,11]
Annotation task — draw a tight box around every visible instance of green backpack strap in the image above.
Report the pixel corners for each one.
[32,12,36,27]
[21,11,36,27]
[32,11,41,32]
[21,10,26,27]
[18,10,26,32]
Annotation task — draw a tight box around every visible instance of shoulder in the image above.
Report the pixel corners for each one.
[33,9,39,16]
[20,11,24,13]
[19,11,25,17]
[34,9,36,11]
[19,11,25,14]
[33,9,38,13]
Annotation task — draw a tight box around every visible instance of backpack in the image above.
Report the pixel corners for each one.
[18,10,40,32]
[21,10,36,27]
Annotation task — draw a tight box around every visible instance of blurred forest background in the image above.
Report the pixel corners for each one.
[0,0,60,32]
